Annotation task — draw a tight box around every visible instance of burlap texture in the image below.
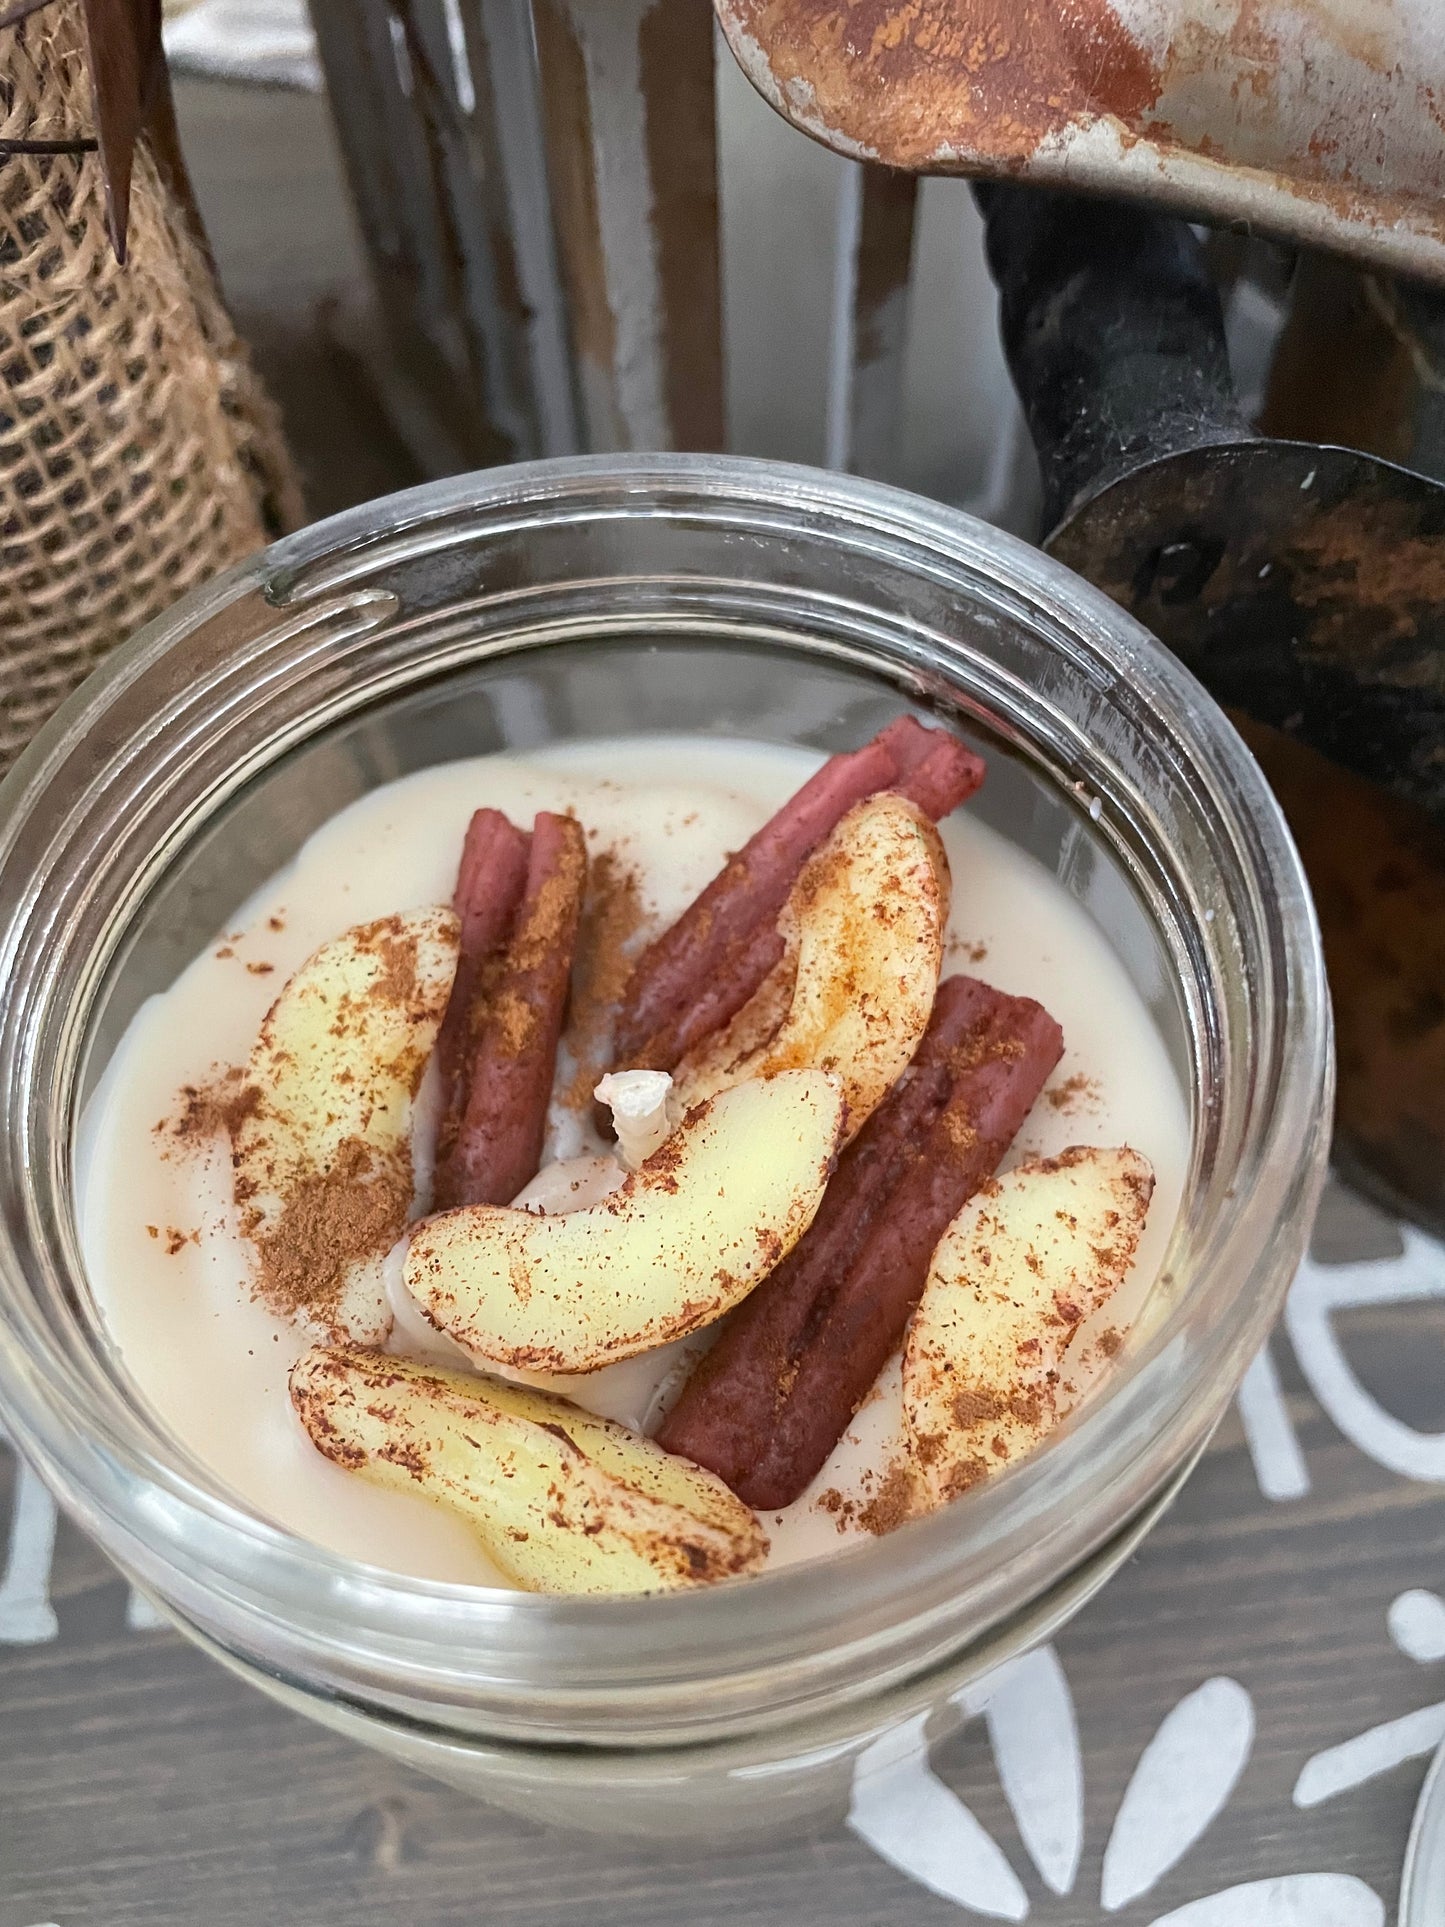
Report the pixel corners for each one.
[0,0,304,768]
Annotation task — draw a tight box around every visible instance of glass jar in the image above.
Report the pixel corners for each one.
[0,456,1331,1840]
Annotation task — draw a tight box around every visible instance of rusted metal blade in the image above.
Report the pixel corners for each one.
[980,180,1445,1231]
[1048,442,1445,825]
[714,0,1445,287]
[976,181,1445,822]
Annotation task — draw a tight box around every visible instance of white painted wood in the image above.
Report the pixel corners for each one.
[1100,1679,1254,1911]
[471,0,580,456]
[956,1647,1083,1897]
[824,160,916,478]
[848,1712,1029,1920]
[0,1452,58,1646]
[1237,1342,1311,1501]
[555,0,668,450]
[824,160,862,474]
[1146,1873,1384,1927]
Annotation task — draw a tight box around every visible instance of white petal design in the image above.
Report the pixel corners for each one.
[1284,1235,1445,1482]
[1293,1702,1445,1806]
[849,1711,1029,1920]
[1146,1872,1384,1926]
[1236,1344,1311,1501]
[0,1454,59,1645]
[957,1648,1082,1896]
[1390,1588,1445,1664]
[1100,1678,1254,1912]
[125,1587,167,1632]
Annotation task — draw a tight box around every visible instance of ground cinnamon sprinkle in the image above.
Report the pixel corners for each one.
[369,931,418,1009]
[242,1136,410,1325]
[936,1455,990,1502]
[489,982,538,1059]
[949,1383,1044,1430]
[162,1068,262,1145]
[948,1386,1003,1428]
[856,1459,920,1536]
[1097,1327,1123,1358]
[168,912,442,1328]
[816,1486,858,1532]
[560,848,646,1113]
[1046,1073,1101,1114]
[480,820,588,1066]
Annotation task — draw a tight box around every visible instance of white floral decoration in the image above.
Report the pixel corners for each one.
[848,1647,1382,1924]
[1238,1219,1445,1502]
[1295,1589,1445,1809]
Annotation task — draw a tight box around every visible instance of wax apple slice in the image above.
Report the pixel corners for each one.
[406,1068,845,1372]
[903,1146,1154,1506]
[230,908,459,1343]
[289,1345,767,1594]
[671,794,947,1135]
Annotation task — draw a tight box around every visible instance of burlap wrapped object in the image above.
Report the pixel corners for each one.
[0,0,304,768]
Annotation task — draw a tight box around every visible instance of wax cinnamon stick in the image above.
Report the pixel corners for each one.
[614,733,896,1068]
[435,812,587,1209]
[434,807,531,1118]
[614,717,985,1072]
[895,734,990,820]
[655,974,1063,1508]
[875,712,947,777]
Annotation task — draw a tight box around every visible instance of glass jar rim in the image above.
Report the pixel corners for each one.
[0,454,1332,1746]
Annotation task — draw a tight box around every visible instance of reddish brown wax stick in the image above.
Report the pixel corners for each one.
[655,975,1063,1508]
[895,735,988,820]
[844,716,985,818]
[877,713,951,783]
[614,717,985,1071]
[614,732,897,1066]
[655,917,788,1070]
[653,978,997,1487]
[434,808,531,1116]
[455,808,531,956]
[435,812,587,1209]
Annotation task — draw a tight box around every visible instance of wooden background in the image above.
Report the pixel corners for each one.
[0,1177,1441,1925]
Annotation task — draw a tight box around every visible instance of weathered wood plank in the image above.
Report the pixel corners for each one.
[309,0,580,465]
[825,162,918,479]
[532,0,724,452]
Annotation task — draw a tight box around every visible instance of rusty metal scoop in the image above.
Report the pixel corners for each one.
[977,183,1445,1231]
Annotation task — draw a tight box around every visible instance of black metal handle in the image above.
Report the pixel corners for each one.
[973,183,1252,534]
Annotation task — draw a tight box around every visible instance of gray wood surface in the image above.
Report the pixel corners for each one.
[2,1179,1441,1925]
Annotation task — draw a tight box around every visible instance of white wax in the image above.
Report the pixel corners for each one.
[77,736,1189,1586]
